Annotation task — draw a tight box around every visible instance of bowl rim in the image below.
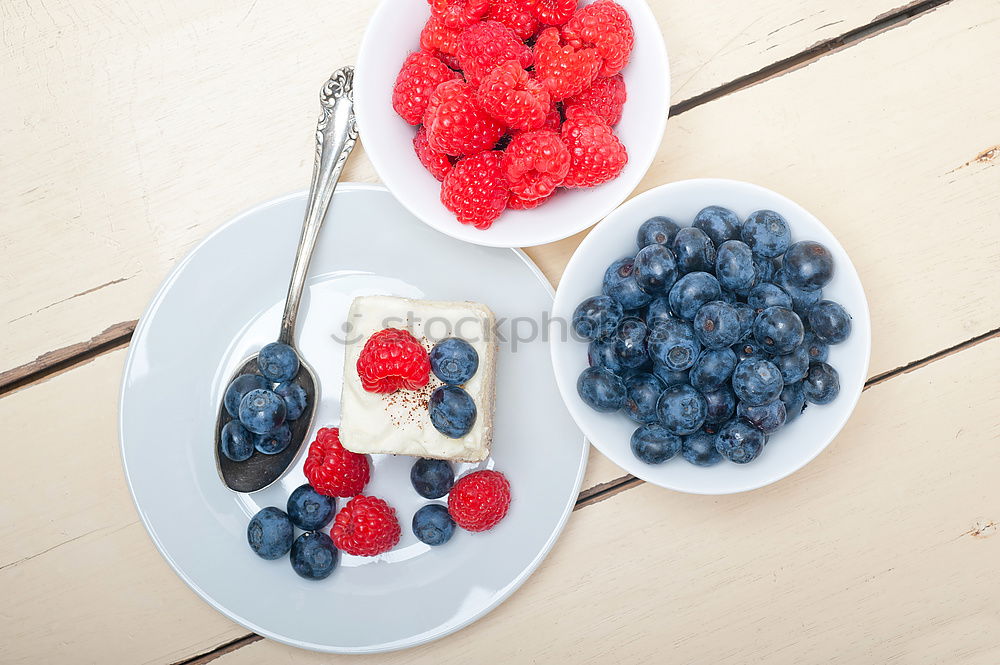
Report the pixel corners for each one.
[549,177,872,494]
[354,0,671,248]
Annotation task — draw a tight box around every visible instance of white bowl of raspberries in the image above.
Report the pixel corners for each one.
[550,179,872,494]
[355,0,670,247]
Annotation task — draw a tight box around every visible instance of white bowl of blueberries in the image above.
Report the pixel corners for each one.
[550,178,871,494]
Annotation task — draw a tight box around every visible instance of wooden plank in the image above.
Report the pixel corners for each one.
[190,336,1000,665]
[0,0,921,379]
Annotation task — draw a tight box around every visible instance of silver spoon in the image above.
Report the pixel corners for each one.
[215,66,358,492]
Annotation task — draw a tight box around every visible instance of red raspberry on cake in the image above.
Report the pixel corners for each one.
[475,60,550,131]
[413,126,454,181]
[561,105,628,187]
[485,0,540,41]
[448,469,512,532]
[331,495,402,556]
[456,20,533,86]
[424,79,506,156]
[356,328,431,393]
[303,427,371,498]
[441,151,509,229]
[420,17,462,63]
[561,0,634,77]
[502,129,570,201]
[565,73,626,126]
[533,27,600,100]
[430,0,490,30]
[392,52,459,125]
[524,0,577,26]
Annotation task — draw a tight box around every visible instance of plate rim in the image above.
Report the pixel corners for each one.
[119,183,589,653]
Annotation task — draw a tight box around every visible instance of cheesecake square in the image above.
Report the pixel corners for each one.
[339,295,497,462]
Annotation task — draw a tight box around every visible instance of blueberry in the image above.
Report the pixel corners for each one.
[803,362,840,404]
[430,338,479,384]
[634,243,678,295]
[702,386,737,424]
[648,318,701,371]
[652,365,689,387]
[682,431,723,466]
[693,205,741,246]
[693,300,742,350]
[738,399,787,434]
[668,271,722,320]
[258,342,299,382]
[290,531,338,580]
[715,240,755,291]
[630,423,682,464]
[572,295,624,340]
[733,339,766,363]
[656,384,707,436]
[747,282,793,313]
[286,484,336,531]
[239,388,286,434]
[636,216,681,249]
[220,421,254,462]
[716,420,766,463]
[741,210,790,258]
[613,317,649,369]
[645,297,673,328]
[224,374,270,418]
[773,270,823,316]
[782,241,834,291]
[588,337,626,374]
[412,504,455,546]
[410,458,455,499]
[429,385,477,437]
[603,257,654,310]
[720,290,740,304]
[275,381,308,420]
[623,373,664,424]
[732,358,783,406]
[779,381,806,423]
[690,347,738,392]
[753,255,779,285]
[772,345,810,384]
[801,331,829,363]
[753,306,805,355]
[807,300,852,345]
[671,227,717,274]
[247,507,294,560]
[253,422,292,455]
[577,366,626,412]
[734,302,756,341]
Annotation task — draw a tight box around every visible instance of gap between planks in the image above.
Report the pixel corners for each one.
[0,0,957,398]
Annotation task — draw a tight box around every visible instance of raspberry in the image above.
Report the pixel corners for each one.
[486,0,539,40]
[508,190,552,209]
[424,79,506,156]
[420,16,462,60]
[540,103,563,131]
[448,470,511,531]
[560,106,628,187]
[564,73,625,126]
[392,52,459,125]
[440,151,509,229]
[331,496,401,556]
[430,0,489,30]
[413,126,454,181]
[356,328,431,393]
[533,27,600,100]
[502,129,570,200]
[561,0,634,77]
[456,21,533,86]
[475,60,550,131]
[303,428,371,498]
[525,0,576,26]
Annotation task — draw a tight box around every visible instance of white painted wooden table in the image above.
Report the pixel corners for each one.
[2,0,999,663]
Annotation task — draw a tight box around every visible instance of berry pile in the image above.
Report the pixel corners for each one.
[573,207,852,466]
[219,342,309,462]
[410,459,512,545]
[357,329,481,438]
[393,0,634,229]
